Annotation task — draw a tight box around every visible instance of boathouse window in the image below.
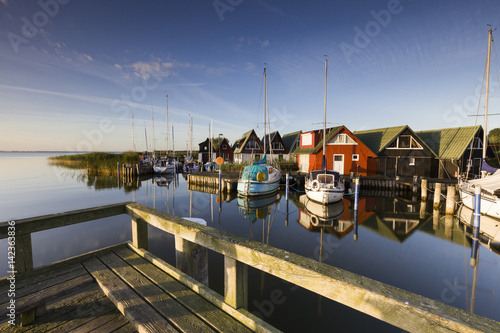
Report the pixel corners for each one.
[470,138,482,149]
[222,144,227,149]
[301,133,313,146]
[272,142,284,150]
[409,157,415,166]
[330,133,357,145]
[387,135,422,149]
[352,154,359,161]
[247,140,259,149]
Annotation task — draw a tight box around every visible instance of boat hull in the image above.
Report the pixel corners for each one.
[305,187,344,204]
[237,179,280,197]
[153,165,175,174]
[459,187,500,218]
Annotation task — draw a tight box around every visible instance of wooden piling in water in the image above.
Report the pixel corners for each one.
[445,186,456,215]
[433,182,442,209]
[421,178,427,201]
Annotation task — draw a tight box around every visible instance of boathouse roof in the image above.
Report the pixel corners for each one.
[282,130,302,153]
[416,126,481,159]
[353,125,436,157]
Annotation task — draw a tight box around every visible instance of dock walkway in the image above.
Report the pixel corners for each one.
[0,242,263,332]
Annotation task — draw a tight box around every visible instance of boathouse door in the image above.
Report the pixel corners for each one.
[333,154,344,174]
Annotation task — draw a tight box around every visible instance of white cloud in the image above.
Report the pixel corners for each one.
[131,60,174,80]
[78,53,93,63]
[261,40,270,47]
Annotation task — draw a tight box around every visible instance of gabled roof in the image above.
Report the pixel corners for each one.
[233,129,257,154]
[353,125,437,157]
[261,131,279,145]
[416,126,481,159]
[353,125,408,155]
[282,130,302,153]
[294,126,343,154]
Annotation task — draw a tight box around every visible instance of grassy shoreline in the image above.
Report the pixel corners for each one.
[48,151,140,175]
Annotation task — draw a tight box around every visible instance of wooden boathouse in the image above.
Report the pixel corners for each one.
[1,202,500,332]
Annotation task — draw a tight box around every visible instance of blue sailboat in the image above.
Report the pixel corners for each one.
[237,154,281,196]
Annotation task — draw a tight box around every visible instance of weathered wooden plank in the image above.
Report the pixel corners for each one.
[0,202,130,239]
[98,250,215,333]
[84,314,137,333]
[0,283,106,331]
[115,247,253,333]
[125,202,500,333]
[10,274,93,318]
[0,242,128,283]
[0,263,83,299]
[0,266,90,313]
[128,243,281,333]
[82,257,177,333]
[66,310,126,333]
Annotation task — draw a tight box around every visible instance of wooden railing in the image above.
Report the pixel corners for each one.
[2,202,500,332]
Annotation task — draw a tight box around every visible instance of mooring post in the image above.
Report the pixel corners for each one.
[421,178,427,201]
[471,185,481,266]
[445,186,456,215]
[285,172,289,201]
[433,209,440,230]
[433,182,442,209]
[419,200,427,219]
[354,177,360,211]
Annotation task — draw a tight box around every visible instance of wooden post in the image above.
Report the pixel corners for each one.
[131,217,148,250]
[421,178,427,201]
[433,183,442,209]
[420,200,427,220]
[445,186,456,215]
[14,233,33,274]
[175,236,209,286]
[224,256,248,309]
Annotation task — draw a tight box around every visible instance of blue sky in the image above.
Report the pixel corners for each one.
[1,0,500,151]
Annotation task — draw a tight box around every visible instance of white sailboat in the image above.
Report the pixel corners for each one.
[237,66,281,196]
[459,28,500,218]
[304,57,344,204]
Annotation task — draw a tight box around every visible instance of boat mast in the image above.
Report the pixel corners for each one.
[263,66,267,155]
[322,57,328,171]
[144,121,148,153]
[152,108,156,159]
[166,93,169,157]
[131,112,136,151]
[483,28,493,163]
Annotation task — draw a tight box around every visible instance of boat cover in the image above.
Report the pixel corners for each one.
[482,158,500,174]
[241,165,268,181]
[469,170,500,194]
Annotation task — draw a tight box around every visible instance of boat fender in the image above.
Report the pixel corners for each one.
[311,179,320,191]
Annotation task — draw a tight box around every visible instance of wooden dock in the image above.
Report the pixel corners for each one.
[187,172,240,193]
[2,202,500,332]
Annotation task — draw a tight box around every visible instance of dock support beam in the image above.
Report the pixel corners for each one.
[175,236,209,286]
[132,217,149,250]
[224,256,248,309]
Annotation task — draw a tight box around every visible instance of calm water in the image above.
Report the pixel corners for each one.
[1,152,499,332]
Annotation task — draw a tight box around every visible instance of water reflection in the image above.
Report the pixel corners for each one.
[49,165,500,324]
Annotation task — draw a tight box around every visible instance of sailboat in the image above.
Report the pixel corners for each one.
[153,98,175,174]
[237,67,281,196]
[459,28,500,218]
[304,58,344,204]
